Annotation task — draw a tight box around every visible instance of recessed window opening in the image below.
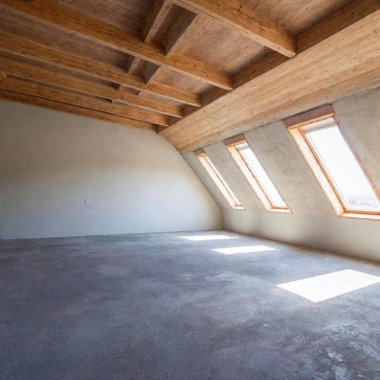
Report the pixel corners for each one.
[196,150,244,210]
[287,109,380,220]
[225,138,290,213]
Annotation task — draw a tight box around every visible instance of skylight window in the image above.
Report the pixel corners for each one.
[225,138,290,213]
[287,109,380,220]
[196,150,244,210]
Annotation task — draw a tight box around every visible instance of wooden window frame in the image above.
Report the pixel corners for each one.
[195,149,244,210]
[225,136,290,213]
[286,107,380,221]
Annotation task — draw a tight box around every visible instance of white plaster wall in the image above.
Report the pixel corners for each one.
[0,100,221,239]
[186,87,380,262]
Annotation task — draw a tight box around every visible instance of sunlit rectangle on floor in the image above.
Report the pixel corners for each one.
[180,235,238,241]
[213,245,275,254]
[278,269,380,303]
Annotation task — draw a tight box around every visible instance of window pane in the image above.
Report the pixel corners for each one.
[236,143,288,208]
[198,153,243,209]
[305,125,380,211]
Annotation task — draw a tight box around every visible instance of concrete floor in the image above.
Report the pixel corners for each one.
[1,231,380,380]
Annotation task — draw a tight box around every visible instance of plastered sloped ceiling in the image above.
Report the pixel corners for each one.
[184,87,380,262]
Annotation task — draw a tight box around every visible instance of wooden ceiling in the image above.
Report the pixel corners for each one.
[1,0,379,146]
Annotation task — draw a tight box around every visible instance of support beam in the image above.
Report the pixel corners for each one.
[161,0,380,151]
[139,6,200,95]
[126,0,174,91]
[0,55,183,118]
[125,0,173,82]
[173,0,296,57]
[0,77,167,126]
[0,0,232,90]
[142,0,174,43]
[0,32,201,106]
[0,90,155,130]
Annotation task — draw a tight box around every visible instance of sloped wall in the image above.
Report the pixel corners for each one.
[185,87,380,262]
[0,100,221,239]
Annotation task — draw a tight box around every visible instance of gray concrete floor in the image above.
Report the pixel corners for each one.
[1,231,380,380]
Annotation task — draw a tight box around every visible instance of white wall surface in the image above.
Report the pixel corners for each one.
[185,87,380,262]
[0,100,221,239]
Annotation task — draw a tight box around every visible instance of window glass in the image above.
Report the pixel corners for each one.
[305,123,380,212]
[235,142,288,209]
[197,153,243,209]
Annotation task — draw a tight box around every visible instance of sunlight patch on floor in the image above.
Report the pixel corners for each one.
[180,235,238,241]
[278,269,380,303]
[213,245,275,254]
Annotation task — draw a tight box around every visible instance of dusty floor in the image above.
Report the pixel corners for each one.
[1,231,380,380]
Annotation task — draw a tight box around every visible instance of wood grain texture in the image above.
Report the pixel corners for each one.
[0,32,201,106]
[173,0,296,57]
[0,77,165,126]
[0,89,155,130]
[0,0,233,89]
[161,1,380,151]
[0,55,183,118]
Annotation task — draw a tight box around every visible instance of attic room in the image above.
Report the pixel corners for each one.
[0,0,380,378]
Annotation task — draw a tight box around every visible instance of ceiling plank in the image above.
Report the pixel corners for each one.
[173,0,296,57]
[0,77,168,126]
[160,0,380,151]
[0,0,232,90]
[0,31,201,106]
[0,90,155,130]
[0,55,183,118]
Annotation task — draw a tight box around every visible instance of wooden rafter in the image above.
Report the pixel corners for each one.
[0,31,201,107]
[161,0,380,151]
[125,0,174,79]
[173,0,296,57]
[0,55,183,118]
[0,76,168,126]
[138,2,200,98]
[0,90,155,130]
[125,0,175,93]
[0,0,233,90]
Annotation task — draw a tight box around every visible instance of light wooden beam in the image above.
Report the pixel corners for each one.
[0,77,167,126]
[0,55,183,118]
[173,0,296,57]
[161,0,380,151]
[142,0,174,43]
[125,0,173,81]
[139,5,200,95]
[0,31,201,107]
[0,90,155,130]
[0,0,233,90]
[125,0,174,93]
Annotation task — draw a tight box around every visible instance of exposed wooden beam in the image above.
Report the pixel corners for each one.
[0,0,233,90]
[125,0,173,83]
[0,55,183,118]
[161,0,380,151]
[0,90,155,130]
[173,0,296,57]
[0,77,167,126]
[140,7,200,94]
[0,31,201,107]
[142,0,174,43]
[126,0,174,93]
